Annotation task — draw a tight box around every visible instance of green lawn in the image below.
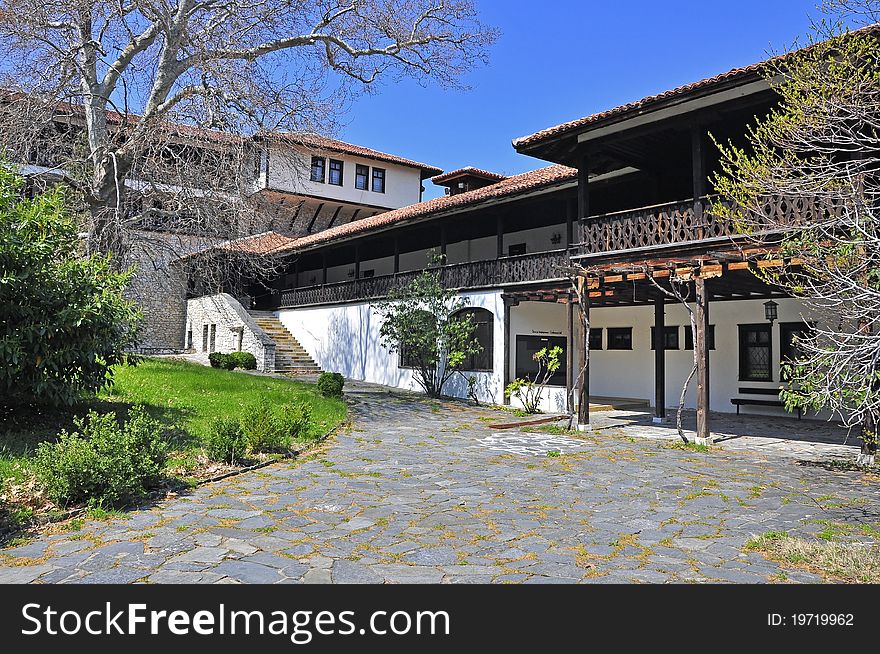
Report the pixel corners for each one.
[0,358,347,482]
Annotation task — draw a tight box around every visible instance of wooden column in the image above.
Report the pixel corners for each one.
[691,125,706,239]
[496,214,504,258]
[293,258,300,288]
[565,197,575,250]
[566,297,575,413]
[321,252,327,285]
[653,296,666,422]
[502,295,516,405]
[694,276,711,443]
[577,151,590,221]
[354,243,361,279]
[577,283,590,428]
[440,224,447,259]
[393,236,400,274]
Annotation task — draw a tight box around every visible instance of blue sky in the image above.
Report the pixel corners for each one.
[339,1,833,200]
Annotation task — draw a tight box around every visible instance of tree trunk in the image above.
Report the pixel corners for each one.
[87,154,132,265]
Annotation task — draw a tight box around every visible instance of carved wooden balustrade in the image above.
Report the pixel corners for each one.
[278,249,568,308]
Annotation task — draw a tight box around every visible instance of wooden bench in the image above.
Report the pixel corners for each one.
[731,387,801,419]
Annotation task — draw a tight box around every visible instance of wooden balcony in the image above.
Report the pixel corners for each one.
[578,197,735,256]
[277,249,569,308]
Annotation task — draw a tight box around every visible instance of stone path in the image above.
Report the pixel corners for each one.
[2,382,878,583]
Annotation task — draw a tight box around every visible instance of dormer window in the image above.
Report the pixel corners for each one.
[372,167,386,193]
[355,164,369,190]
[329,159,344,186]
[310,156,325,183]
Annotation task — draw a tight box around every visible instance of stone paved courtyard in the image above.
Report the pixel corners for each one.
[2,382,878,584]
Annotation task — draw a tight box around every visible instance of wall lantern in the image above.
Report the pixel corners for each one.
[763,300,779,324]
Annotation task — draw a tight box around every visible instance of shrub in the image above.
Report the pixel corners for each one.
[316,372,345,398]
[0,162,140,407]
[229,351,257,370]
[34,406,167,507]
[240,399,313,452]
[208,352,234,369]
[209,351,256,370]
[205,417,247,464]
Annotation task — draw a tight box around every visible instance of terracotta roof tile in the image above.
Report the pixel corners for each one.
[278,133,443,176]
[219,231,297,255]
[267,164,576,256]
[431,166,508,184]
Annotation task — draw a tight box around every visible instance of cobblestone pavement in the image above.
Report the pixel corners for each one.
[2,382,878,584]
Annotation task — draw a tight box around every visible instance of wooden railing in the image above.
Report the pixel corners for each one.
[277,249,568,308]
[579,197,736,254]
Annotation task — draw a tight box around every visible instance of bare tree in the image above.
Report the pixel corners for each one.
[0,0,496,278]
[713,7,880,464]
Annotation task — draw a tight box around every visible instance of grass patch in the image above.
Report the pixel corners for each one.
[1,358,346,538]
[665,441,711,454]
[746,531,880,583]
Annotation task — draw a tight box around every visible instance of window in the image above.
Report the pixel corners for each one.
[455,308,494,371]
[650,326,680,350]
[507,243,527,256]
[329,159,344,186]
[739,324,772,381]
[684,325,716,350]
[310,156,325,183]
[515,335,567,386]
[209,324,217,354]
[607,327,633,350]
[589,328,603,350]
[372,167,386,193]
[202,324,209,352]
[399,310,434,369]
[355,164,369,190]
[780,321,811,363]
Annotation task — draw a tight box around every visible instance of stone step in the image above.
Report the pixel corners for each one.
[248,313,321,374]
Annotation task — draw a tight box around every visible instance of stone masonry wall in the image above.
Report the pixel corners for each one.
[186,293,276,371]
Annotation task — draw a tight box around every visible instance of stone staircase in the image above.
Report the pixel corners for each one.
[248,310,321,375]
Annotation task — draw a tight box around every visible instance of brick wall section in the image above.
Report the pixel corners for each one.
[186,293,277,371]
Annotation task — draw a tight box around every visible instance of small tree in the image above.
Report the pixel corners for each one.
[505,346,562,414]
[373,256,481,398]
[0,162,140,406]
[713,5,880,463]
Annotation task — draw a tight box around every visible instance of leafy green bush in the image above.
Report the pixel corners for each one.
[33,406,167,507]
[229,351,257,370]
[316,372,345,398]
[205,417,247,464]
[0,162,140,407]
[209,351,256,370]
[240,399,313,452]
[208,352,234,369]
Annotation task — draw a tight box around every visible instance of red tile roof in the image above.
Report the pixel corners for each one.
[264,164,576,255]
[277,133,443,176]
[216,231,297,256]
[431,166,508,185]
[513,25,880,151]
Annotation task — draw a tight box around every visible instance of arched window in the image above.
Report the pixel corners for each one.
[455,307,494,372]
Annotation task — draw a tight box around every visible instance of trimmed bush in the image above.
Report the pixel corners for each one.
[208,351,256,370]
[229,351,257,370]
[33,406,167,507]
[205,417,247,464]
[241,399,313,453]
[316,372,345,398]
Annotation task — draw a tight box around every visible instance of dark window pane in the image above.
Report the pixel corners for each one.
[607,327,632,350]
[329,159,343,186]
[310,156,325,183]
[738,324,772,381]
[650,326,679,350]
[355,164,369,190]
[589,328,602,350]
[780,321,811,363]
[455,308,494,371]
[372,167,385,193]
[515,335,566,386]
[684,325,715,350]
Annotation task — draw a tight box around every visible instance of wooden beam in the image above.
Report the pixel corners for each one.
[577,286,590,427]
[326,205,343,229]
[565,197,575,250]
[566,299,574,413]
[347,208,361,224]
[694,276,711,444]
[577,150,590,222]
[354,243,361,279]
[496,214,504,258]
[654,296,666,422]
[393,236,400,274]
[503,296,515,405]
[321,252,327,285]
[306,202,325,233]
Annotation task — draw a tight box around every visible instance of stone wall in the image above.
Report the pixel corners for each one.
[186,293,276,371]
